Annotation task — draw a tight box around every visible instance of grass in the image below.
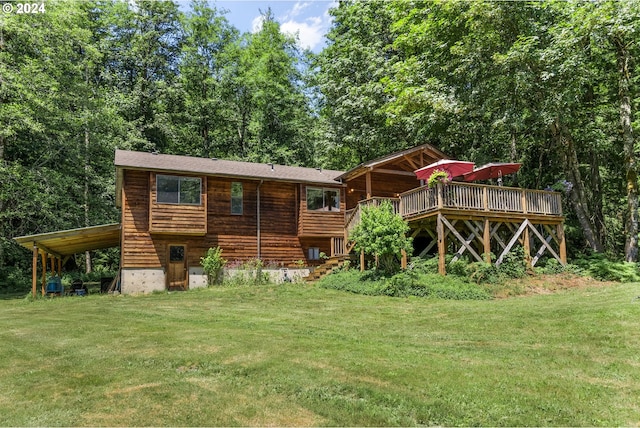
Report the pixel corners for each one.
[1,282,639,426]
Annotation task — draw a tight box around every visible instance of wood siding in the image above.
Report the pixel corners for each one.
[297,184,345,237]
[345,172,419,210]
[121,170,162,268]
[149,172,207,235]
[121,171,336,271]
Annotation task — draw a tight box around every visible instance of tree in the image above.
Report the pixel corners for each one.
[177,0,237,158]
[349,201,412,273]
[315,0,407,168]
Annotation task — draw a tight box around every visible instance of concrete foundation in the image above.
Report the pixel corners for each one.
[119,267,310,294]
[120,268,165,294]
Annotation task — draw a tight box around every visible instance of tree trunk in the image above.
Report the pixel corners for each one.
[550,118,604,252]
[614,36,638,262]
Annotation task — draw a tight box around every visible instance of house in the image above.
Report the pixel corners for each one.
[15,144,566,295]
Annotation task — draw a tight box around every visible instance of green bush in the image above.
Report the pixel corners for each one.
[573,253,640,282]
[318,269,491,300]
[201,247,227,285]
[224,258,271,286]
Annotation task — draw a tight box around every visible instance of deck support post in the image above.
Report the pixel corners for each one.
[523,226,532,269]
[401,249,407,270]
[32,243,38,297]
[557,223,567,264]
[437,214,446,275]
[365,171,372,199]
[360,249,365,272]
[40,251,47,296]
[483,218,491,264]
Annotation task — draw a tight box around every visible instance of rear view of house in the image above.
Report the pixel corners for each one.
[16,144,565,295]
[115,150,346,293]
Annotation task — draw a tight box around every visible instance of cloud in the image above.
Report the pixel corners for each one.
[251,14,265,33]
[250,1,335,51]
[280,1,333,51]
[281,17,325,51]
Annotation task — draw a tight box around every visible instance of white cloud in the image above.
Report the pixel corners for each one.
[249,1,335,51]
[280,1,333,51]
[251,14,265,33]
[281,18,324,51]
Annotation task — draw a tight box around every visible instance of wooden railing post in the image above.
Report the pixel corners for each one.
[483,187,489,211]
[521,189,527,214]
[437,183,443,210]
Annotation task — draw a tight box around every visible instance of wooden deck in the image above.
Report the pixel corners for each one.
[343,182,566,273]
[346,183,562,229]
[400,182,562,221]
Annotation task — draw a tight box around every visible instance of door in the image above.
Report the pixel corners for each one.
[167,244,188,290]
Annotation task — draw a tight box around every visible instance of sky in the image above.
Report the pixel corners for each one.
[212,1,336,52]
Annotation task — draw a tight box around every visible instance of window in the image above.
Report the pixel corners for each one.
[308,247,320,260]
[231,182,243,215]
[157,175,201,205]
[306,187,340,212]
[169,245,185,262]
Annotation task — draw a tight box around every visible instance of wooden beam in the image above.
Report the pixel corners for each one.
[441,215,483,263]
[32,243,38,297]
[483,218,491,263]
[374,168,417,177]
[402,155,419,170]
[523,226,532,269]
[557,223,567,264]
[531,234,553,266]
[365,171,372,199]
[437,214,446,275]
[32,241,63,260]
[527,221,563,266]
[41,251,47,296]
[496,220,528,266]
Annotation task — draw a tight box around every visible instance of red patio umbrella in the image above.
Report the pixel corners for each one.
[462,162,522,182]
[414,159,475,181]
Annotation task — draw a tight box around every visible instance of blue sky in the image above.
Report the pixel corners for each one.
[209,1,336,52]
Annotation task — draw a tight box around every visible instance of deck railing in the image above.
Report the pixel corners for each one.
[345,197,401,235]
[399,182,563,219]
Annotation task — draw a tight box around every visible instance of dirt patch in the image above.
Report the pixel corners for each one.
[494,273,615,298]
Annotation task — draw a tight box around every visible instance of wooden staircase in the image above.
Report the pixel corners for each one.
[304,256,349,282]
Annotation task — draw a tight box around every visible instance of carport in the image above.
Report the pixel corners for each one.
[14,223,121,296]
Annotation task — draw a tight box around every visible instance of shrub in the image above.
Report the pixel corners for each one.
[201,247,227,285]
[573,253,640,282]
[224,258,271,286]
[318,269,491,300]
[350,201,412,274]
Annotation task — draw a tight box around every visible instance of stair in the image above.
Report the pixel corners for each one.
[304,256,349,282]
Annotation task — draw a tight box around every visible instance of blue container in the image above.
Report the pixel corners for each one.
[46,276,63,295]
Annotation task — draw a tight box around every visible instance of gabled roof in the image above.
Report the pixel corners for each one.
[336,143,449,181]
[115,150,345,185]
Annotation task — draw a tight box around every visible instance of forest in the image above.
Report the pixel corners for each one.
[0,0,638,288]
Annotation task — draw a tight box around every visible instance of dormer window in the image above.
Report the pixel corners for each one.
[157,175,202,205]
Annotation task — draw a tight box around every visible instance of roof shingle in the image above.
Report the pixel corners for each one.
[115,150,345,186]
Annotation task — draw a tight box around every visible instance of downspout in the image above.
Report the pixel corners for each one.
[257,180,263,259]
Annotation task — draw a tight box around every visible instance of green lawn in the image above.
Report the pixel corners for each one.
[1,282,639,426]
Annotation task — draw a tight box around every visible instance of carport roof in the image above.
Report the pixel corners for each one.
[14,223,121,258]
